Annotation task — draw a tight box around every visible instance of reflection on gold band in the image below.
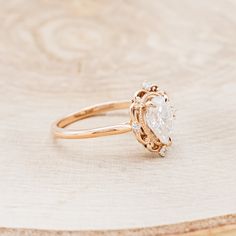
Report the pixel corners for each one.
[52,101,131,139]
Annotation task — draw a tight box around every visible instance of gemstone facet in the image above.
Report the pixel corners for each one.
[132,123,141,133]
[142,81,152,90]
[145,95,173,144]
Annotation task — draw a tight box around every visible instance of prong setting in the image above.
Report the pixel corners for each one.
[130,82,174,156]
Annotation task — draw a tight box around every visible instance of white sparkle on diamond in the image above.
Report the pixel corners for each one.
[142,81,152,90]
[145,95,173,144]
[132,123,141,133]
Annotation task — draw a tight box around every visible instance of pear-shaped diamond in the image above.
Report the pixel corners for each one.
[145,96,173,144]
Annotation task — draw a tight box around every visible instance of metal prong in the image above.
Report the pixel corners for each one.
[145,101,156,108]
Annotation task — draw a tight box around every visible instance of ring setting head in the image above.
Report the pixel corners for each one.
[130,82,174,156]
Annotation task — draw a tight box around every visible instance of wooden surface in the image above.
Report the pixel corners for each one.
[0,0,236,235]
[0,215,236,236]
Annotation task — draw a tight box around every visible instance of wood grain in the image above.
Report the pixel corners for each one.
[0,0,236,235]
[0,215,236,236]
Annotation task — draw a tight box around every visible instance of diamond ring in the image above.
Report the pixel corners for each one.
[52,82,174,157]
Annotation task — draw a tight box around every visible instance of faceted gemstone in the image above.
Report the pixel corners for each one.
[142,81,152,90]
[132,122,141,133]
[145,95,173,144]
[159,146,167,157]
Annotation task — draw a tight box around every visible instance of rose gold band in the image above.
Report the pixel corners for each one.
[52,100,132,139]
[52,82,174,156]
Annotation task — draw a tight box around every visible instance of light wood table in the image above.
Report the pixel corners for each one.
[0,0,236,235]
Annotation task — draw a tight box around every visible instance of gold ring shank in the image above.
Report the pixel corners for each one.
[52,101,132,139]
